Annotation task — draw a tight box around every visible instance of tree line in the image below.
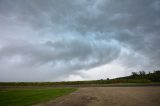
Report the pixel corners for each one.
[115,70,160,82]
[0,70,159,86]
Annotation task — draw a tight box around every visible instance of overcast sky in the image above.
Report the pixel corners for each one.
[0,0,160,82]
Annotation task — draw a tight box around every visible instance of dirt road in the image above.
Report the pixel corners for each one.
[36,87,160,106]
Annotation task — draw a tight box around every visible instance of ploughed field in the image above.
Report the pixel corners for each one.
[37,87,160,106]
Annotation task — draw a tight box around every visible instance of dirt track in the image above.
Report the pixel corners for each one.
[36,87,160,106]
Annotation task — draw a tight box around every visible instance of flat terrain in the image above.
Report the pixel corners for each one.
[0,88,76,106]
[37,87,160,106]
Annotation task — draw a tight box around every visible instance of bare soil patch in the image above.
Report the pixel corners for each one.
[35,87,160,106]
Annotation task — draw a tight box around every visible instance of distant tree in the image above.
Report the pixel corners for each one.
[132,72,138,76]
[139,71,146,76]
[106,78,110,80]
[154,70,160,74]
[152,70,160,82]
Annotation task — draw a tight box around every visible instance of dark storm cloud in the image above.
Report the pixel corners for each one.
[0,0,160,81]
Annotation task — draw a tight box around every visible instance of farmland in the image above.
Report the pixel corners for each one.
[39,87,160,106]
[0,88,76,106]
[0,86,160,106]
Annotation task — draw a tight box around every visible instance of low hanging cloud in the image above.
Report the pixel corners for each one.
[0,0,160,81]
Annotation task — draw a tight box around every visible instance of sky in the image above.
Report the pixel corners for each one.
[0,0,160,82]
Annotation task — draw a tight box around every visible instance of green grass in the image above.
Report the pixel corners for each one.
[0,88,77,106]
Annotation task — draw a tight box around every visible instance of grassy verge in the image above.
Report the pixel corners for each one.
[0,88,77,106]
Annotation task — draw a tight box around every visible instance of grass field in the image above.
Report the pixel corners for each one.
[0,88,76,106]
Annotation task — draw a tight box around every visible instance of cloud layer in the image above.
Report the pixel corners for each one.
[0,0,160,81]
